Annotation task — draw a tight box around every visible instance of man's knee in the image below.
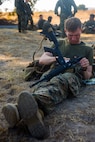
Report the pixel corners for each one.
[63,73,80,96]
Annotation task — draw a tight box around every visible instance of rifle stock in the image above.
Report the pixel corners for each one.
[41,30,66,65]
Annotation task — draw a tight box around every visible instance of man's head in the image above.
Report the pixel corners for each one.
[89,14,95,21]
[39,14,43,19]
[48,16,52,23]
[64,17,82,44]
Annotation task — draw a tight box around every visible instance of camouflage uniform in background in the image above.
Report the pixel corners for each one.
[54,0,77,37]
[42,16,55,33]
[37,15,46,29]
[15,0,27,32]
[24,1,34,30]
[42,16,62,37]
[30,38,93,114]
[82,14,95,34]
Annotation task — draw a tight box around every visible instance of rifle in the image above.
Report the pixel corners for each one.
[29,28,82,88]
[30,57,82,88]
[40,27,66,65]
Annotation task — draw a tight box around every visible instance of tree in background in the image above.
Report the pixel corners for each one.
[0,0,2,5]
[77,4,88,10]
[29,0,37,8]
[0,0,37,8]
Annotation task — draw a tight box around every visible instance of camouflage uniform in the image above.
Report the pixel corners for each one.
[82,20,95,34]
[54,0,77,37]
[33,72,80,114]
[82,14,95,34]
[30,38,93,114]
[42,16,55,33]
[15,0,27,32]
[24,2,34,29]
[37,15,46,30]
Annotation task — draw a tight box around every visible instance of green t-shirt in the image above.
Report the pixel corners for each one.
[56,38,93,65]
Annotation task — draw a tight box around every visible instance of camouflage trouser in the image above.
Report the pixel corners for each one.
[59,14,68,38]
[28,15,33,26]
[32,72,80,114]
[16,9,27,31]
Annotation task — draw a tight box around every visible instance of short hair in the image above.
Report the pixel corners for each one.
[48,16,52,22]
[39,14,43,17]
[90,14,95,18]
[64,17,82,32]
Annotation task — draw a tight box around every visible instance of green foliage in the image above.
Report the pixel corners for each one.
[0,0,2,5]
[8,12,15,16]
[29,0,37,8]
[0,0,37,7]
[77,4,88,10]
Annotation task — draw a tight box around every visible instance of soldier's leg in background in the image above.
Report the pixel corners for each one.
[25,14,28,30]
[21,13,27,32]
[30,16,34,29]
[60,14,67,38]
[27,15,34,30]
[17,14,21,32]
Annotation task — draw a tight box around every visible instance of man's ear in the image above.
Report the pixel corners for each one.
[64,29,67,36]
[80,28,82,33]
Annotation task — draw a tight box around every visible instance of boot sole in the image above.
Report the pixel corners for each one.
[17,91,46,139]
[2,103,20,127]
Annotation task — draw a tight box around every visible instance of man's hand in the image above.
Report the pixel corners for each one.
[80,57,89,69]
[80,57,93,79]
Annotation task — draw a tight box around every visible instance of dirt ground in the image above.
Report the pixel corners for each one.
[1,10,95,142]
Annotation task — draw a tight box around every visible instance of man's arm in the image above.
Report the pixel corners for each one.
[71,0,77,15]
[54,0,60,16]
[39,52,56,65]
[80,57,93,79]
[39,52,70,65]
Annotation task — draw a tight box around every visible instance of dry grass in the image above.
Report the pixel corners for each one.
[0,9,95,25]
[0,10,95,142]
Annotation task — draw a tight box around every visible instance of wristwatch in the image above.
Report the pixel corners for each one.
[81,67,87,71]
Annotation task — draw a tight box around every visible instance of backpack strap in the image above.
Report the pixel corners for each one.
[32,36,46,61]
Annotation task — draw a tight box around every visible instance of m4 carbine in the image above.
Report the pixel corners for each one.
[29,28,82,88]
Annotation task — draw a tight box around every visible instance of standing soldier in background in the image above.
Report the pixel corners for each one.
[15,0,27,33]
[54,0,77,38]
[24,0,34,30]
